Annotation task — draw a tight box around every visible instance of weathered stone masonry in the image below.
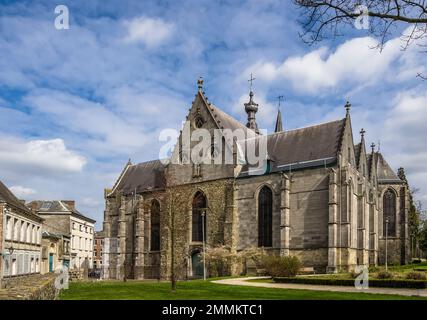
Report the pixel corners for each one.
[101,84,412,279]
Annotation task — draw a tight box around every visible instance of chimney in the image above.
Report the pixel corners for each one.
[28,202,39,211]
[62,200,75,210]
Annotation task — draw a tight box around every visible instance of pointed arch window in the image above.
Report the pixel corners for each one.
[258,186,273,247]
[150,200,161,251]
[383,189,396,237]
[192,191,207,242]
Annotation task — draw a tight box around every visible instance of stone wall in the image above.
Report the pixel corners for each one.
[378,239,405,265]
[0,274,59,300]
[288,167,330,250]
[377,184,411,265]
[41,214,70,235]
[236,173,282,250]
[158,178,235,280]
[103,177,235,280]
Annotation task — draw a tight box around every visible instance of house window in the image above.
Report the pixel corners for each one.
[20,222,26,242]
[32,225,36,243]
[383,189,396,237]
[13,219,19,241]
[12,258,17,276]
[5,216,12,240]
[258,186,273,247]
[26,224,31,243]
[192,191,207,242]
[37,226,41,244]
[150,200,161,251]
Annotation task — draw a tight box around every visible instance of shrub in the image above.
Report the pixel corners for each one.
[376,270,393,279]
[239,247,267,270]
[261,255,301,278]
[273,277,427,289]
[203,246,233,277]
[412,259,422,264]
[406,271,427,280]
[368,266,380,273]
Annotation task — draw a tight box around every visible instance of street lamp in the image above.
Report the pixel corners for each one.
[385,218,389,271]
[201,210,206,281]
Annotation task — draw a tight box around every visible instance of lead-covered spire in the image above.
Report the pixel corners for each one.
[244,74,259,134]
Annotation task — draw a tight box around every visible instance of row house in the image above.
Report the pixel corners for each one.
[28,200,96,270]
[0,181,43,287]
[93,230,105,270]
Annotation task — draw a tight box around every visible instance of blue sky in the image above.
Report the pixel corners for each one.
[1,0,426,228]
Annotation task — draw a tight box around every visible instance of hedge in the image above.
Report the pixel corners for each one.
[273,277,427,289]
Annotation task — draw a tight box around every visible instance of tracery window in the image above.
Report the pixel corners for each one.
[258,186,273,247]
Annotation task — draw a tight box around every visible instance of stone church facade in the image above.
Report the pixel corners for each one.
[101,80,411,280]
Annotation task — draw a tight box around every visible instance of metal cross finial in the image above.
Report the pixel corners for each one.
[371,142,376,153]
[277,95,284,109]
[345,101,351,114]
[197,77,204,91]
[360,128,365,137]
[248,73,256,92]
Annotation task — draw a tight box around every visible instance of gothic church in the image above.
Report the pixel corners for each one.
[101,79,411,280]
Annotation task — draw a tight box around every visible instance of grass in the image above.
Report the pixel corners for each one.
[59,278,426,300]
[388,262,427,272]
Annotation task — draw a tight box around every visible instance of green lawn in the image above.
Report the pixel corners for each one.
[59,279,426,300]
[389,262,427,272]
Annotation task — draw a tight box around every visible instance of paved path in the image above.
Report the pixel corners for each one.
[211,277,427,298]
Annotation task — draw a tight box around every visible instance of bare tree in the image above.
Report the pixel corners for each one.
[162,163,187,292]
[294,0,427,68]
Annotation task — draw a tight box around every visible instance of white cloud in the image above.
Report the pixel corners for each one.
[9,185,36,198]
[247,36,403,93]
[0,137,86,175]
[23,89,149,154]
[384,89,427,155]
[124,17,174,47]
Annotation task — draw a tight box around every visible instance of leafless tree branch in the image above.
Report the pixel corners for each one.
[294,0,427,49]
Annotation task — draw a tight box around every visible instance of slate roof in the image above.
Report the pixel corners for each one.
[0,180,43,221]
[112,159,166,196]
[376,152,402,184]
[0,180,31,213]
[268,119,345,167]
[112,87,413,192]
[238,119,346,176]
[42,230,62,240]
[29,200,96,223]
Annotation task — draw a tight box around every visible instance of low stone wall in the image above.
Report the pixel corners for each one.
[0,274,59,300]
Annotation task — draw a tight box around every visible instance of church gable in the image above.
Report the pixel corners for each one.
[338,102,357,167]
[355,129,368,178]
[376,153,402,184]
[168,81,242,185]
